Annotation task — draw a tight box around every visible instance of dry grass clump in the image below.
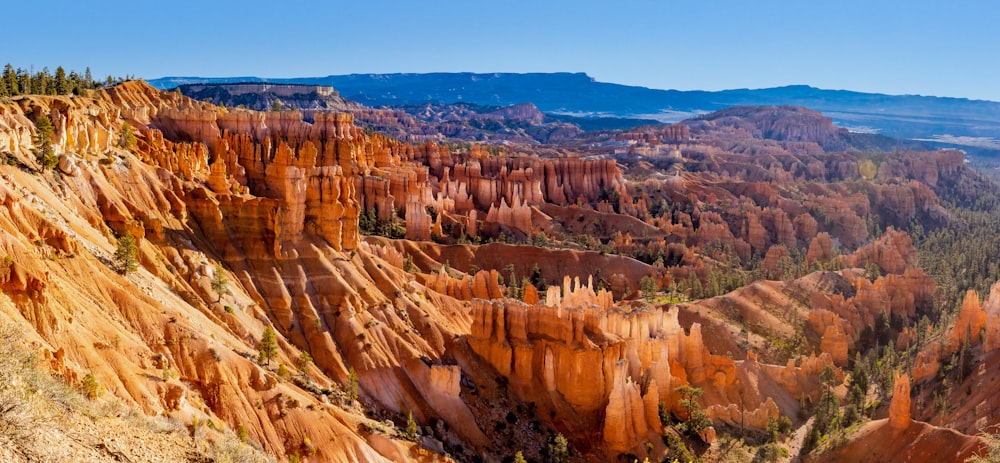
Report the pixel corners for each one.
[0,323,81,455]
[210,433,277,463]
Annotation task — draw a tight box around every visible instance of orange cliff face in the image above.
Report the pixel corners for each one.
[0,81,650,462]
[0,83,474,461]
[463,273,840,457]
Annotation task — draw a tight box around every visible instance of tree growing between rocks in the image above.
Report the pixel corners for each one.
[211,262,230,301]
[113,231,139,275]
[404,410,418,440]
[118,122,136,150]
[32,114,57,169]
[345,367,359,403]
[675,385,711,435]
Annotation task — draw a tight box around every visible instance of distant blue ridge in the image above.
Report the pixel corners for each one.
[148,73,1000,151]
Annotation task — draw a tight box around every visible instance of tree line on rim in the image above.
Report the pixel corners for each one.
[0,64,134,98]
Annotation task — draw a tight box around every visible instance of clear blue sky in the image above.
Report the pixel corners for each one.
[8,0,1000,101]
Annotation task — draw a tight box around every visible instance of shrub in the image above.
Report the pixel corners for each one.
[550,432,569,463]
[0,323,84,453]
[663,431,694,462]
[211,428,276,463]
[345,367,359,403]
[296,351,312,374]
[80,373,103,400]
[118,122,136,150]
[404,410,418,440]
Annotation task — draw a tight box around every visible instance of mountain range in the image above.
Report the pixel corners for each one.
[149,72,1000,152]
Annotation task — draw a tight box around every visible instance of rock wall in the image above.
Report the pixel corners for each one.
[467,299,678,453]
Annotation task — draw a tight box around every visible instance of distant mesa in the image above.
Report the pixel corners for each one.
[177,82,363,112]
[150,72,1000,152]
[183,82,338,98]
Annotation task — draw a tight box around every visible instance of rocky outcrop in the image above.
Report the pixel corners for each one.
[888,373,911,430]
[5,79,996,462]
[954,290,986,348]
[467,299,680,453]
[841,227,918,274]
[0,83,483,462]
[983,281,1000,352]
[806,233,835,263]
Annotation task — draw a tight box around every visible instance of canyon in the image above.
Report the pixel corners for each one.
[0,78,997,462]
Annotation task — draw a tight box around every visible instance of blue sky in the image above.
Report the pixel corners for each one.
[8,1,1000,101]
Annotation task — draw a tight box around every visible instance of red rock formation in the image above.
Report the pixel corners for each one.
[794,213,819,242]
[809,419,984,463]
[954,290,986,347]
[842,227,918,274]
[888,372,911,430]
[522,282,540,304]
[983,281,1000,352]
[468,301,681,453]
[806,232,835,263]
[616,123,690,144]
[819,323,850,367]
[5,80,994,462]
[762,245,790,278]
[912,342,943,383]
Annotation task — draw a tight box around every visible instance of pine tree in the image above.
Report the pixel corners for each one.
[54,66,67,94]
[640,275,658,303]
[345,366,359,403]
[211,262,229,301]
[848,353,869,416]
[113,231,139,274]
[17,69,30,95]
[2,64,16,96]
[118,122,136,150]
[66,71,79,95]
[296,351,312,374]
[84,67,93,89]
[258,326,277,365]
[675,385,711,435]
[404,410,418,440]
[32,114,57,169]
[36,67,51,95]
